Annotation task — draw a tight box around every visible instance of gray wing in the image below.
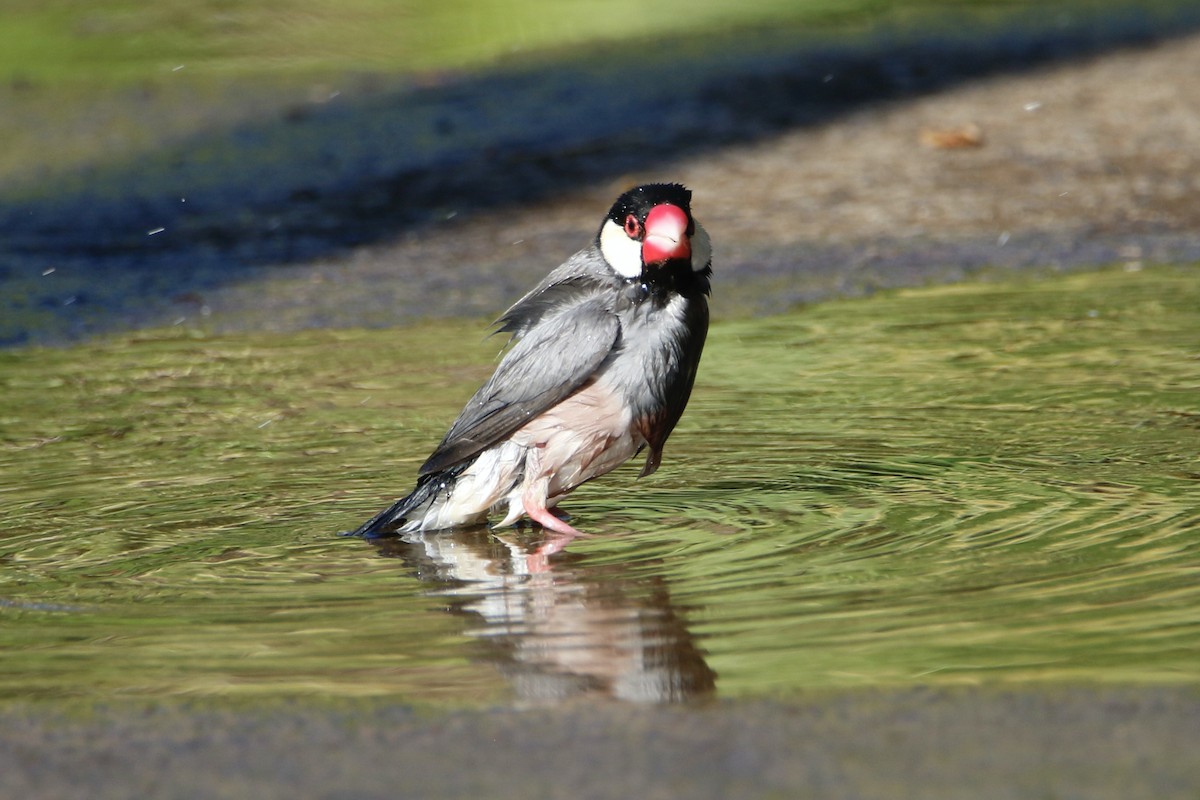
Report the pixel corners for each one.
[418,292,620,476]
[495,246,618,336]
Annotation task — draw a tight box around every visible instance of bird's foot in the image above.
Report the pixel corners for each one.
[518,505,578,569]
[525,504,594,538]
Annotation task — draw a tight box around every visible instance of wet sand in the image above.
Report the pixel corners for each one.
[4,687,1199,799]
[5,13,1200,343]
[225,26,1200,330]
[4,21,1200,800]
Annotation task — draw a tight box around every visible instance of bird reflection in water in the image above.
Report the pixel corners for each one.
[369,528,716,704]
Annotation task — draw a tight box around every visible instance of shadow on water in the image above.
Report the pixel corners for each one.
[3,3,1200,344]
[369,528,716,704]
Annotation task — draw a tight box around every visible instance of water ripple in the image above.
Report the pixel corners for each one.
[1,267,1197,702]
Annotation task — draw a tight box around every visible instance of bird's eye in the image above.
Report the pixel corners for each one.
[623,214,642,239]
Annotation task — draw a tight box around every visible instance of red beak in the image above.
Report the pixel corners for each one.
[641,203,691,266]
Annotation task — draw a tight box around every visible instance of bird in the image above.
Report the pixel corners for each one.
[344,182,712,541]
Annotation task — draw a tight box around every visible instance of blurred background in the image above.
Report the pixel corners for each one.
[3,0,1199,344]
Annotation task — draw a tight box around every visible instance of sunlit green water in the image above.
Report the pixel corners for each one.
[1,266,1197,705]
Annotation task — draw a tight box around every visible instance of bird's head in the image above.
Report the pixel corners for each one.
[597,183,712,281]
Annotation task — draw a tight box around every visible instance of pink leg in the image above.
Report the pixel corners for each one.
[523,503,598,572]
[520,472,585,537]
[524,501,584,537]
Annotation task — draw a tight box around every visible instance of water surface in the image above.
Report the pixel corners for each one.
[1,266,1197,705]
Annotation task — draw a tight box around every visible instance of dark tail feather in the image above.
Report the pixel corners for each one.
[341,479,438,538]
[340,467,464,539]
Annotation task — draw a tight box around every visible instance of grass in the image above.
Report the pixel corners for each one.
[3,0,1187,185]
[0,0,1081,87]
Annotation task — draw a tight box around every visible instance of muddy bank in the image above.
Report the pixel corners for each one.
[189,27,1200,334]
[4,9,1200,344]
[4,687,1198,799]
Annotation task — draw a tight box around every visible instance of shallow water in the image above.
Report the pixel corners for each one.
[1,267,1197,706]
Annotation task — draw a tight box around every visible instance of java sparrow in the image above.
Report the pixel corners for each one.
[345,183,712,540]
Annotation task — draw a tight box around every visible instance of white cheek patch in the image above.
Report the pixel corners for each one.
[599,218,644,279]
[691,221,712,272]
